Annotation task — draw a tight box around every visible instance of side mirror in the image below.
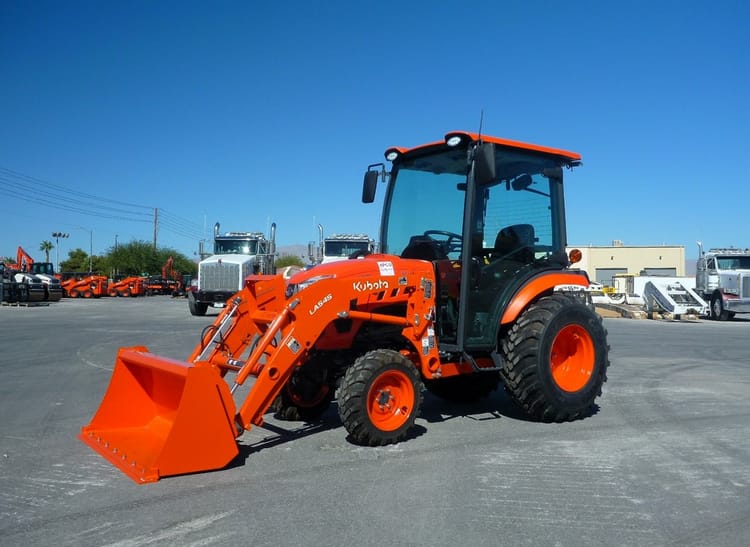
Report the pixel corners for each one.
[362,169,379,203]
[474,142,496,185]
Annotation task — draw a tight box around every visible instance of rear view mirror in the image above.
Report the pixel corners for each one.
[362,170,379,203]
[474,142,496,185]
[511,174,533,191]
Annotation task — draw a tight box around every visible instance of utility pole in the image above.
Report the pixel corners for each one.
[153,208,158,251]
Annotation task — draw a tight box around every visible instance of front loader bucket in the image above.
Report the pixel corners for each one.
[79,346,239,484]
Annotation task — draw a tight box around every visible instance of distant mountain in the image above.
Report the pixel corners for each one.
[277,244,309,262]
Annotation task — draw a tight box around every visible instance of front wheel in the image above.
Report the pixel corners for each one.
[710,293,730,321]
[338,349,423,446]
[501,293,609,422]
[188,294,208,316]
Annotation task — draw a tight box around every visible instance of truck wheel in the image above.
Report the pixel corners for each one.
[82,290,93,298]
[69,289,79,298]
[188,294,208,316]
[710,293,730,321]
[424,372,500,403]
[17,285,29,302]
[500,293,609,422]
[272,362,336,422]
[338,349,423,446]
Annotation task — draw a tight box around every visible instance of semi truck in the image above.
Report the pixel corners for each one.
[188,222,276,316]
[308,225,375,265]
[695,243,750,320]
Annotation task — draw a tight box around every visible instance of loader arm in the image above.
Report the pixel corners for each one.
[190,256,440,432]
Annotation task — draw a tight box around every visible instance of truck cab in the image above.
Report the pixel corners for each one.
[189,222,276,316]
[695,244,750,320]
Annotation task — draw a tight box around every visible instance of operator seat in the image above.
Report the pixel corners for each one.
[491,224,536,263]
[401,235,448,261]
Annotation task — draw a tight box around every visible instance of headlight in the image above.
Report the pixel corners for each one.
[285,274,335,298]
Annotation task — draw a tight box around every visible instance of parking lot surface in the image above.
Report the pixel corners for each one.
[1,297,749,546]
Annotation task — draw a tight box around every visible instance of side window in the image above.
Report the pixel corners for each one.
[482,175,552,257]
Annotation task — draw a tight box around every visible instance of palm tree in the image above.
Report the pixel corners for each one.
[40,240,54,263]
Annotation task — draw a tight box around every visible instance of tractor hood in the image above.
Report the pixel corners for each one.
[285,253,435,299]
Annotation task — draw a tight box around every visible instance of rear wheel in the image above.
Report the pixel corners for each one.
[68,289,79,298]
[501,293,609,422]
[338,349,423,446]
[82,290,93,298]
[272,360,336,422]
[424,372,500,403]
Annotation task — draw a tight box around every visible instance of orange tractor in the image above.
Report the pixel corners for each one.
[80,131,610,483]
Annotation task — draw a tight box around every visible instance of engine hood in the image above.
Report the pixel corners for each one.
[201,254,256,266]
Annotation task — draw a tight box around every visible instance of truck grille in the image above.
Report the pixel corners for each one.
[200,263,240,291]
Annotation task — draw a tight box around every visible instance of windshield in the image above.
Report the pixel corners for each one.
[381,146,564,260]
[716,256,750,270]
[324,240,370,257]
[215,239,259,255]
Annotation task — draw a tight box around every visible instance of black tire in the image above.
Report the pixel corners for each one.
[17,284,29,302]
[710,293,730,321]
[272,361,336,422]
[424,371,500,403]
[338,349,423,446]
[500,293,609,422]
[188,294,208,316]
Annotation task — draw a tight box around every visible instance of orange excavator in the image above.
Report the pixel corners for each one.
[80,131,610,483]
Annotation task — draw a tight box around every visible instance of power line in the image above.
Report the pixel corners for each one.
[0,166,210,247]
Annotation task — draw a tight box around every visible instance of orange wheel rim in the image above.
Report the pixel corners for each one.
[367,370,414,431]
[550,324,595,392]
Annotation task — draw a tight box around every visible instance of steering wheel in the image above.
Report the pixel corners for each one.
[423,230,462,254]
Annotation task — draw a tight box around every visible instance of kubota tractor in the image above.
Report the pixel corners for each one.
[80,131,609,483]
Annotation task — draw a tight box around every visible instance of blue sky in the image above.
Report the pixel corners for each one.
[1,0,748,264]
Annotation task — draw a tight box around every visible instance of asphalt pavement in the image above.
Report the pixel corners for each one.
[1,296,749,546]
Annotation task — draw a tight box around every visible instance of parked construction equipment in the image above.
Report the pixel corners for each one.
[695,243,750,320]
[61,274,108,298]
[80,131,610,483]
[643,280,708,317]
[15,246,63,302]
[1,259,46,303]
[108,276,147,297]
[189,223,277,315]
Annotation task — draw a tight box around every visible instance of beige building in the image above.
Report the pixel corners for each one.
[566,242,685,286]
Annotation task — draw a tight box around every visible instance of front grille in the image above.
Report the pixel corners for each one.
[742,274,750,299]
[200,262,241,291]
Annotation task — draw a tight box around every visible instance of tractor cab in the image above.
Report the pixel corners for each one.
[365,131,582,351]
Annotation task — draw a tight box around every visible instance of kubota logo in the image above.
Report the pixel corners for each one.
[353,279,389,292]
[309,293,333,315]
